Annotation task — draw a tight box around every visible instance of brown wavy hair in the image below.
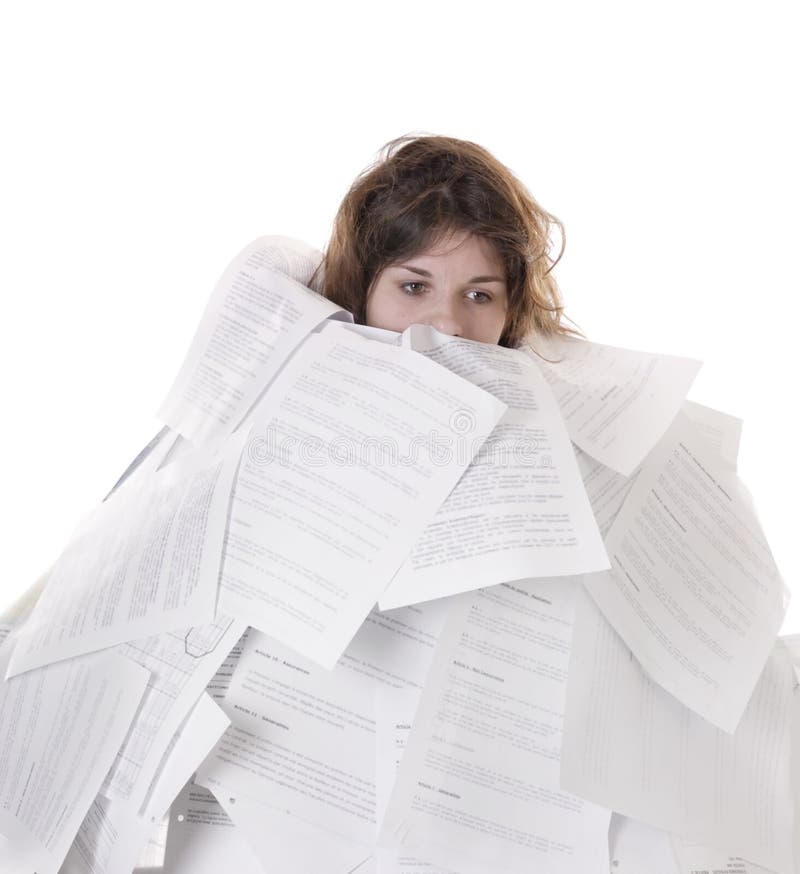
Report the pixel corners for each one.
[315,134,575,348]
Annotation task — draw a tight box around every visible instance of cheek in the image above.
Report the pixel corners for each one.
[481,320,506,345]
[365,282,411,331]
[364,290,388,328]
[468,307,508,345]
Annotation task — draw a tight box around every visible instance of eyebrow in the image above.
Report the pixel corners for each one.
[396,265,506,283]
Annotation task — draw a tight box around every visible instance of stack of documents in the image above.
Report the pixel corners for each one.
[1,237,794,874]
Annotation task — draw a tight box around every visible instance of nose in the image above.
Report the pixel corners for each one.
[426,298,463,337]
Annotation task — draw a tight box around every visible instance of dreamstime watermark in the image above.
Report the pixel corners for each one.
[245,409,554,470]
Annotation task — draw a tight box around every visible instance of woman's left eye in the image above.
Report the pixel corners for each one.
[466,289,492,303]
[400,281,427,296]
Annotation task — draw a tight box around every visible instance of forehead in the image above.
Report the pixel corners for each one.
[400,231,505,276]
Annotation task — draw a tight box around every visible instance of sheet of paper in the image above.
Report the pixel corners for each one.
[530,335,701,476]
[196,629,376,853]
[375,687,423,831]
[151,432,197,473]
[0,649,149,874]
[681,400,742,471]
[61,693,230,874]
[379,327,609,609]
[237,235,323,287]
[319,319,402,345]
[342,600,450,691]
[377,859,450,874]
[375,687,453,874]
[574,446,639,538]
[575,399,743,540]
[58,797,149,874]
[215,790,374,874]
[379,578,611,874]
[157,236,347,445]
[609,815,678,874]
[7,436,243,678]
[584,412,788,731]
[0,571,49,628]
[188,601,447,874]
[163,781,264,874]
[142,692,231,820]
[560,588,795,874]
[101,617,244,811]
[132,813,169,872]
[205,626,249,701]
[103,425,173,500]
[670,837,774,874]
[781,634,800,684]
[218,325,506,668]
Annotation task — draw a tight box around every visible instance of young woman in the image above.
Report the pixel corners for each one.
[315,134,576,349]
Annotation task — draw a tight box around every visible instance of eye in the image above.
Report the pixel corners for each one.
[466,289,493,303]
[400,281,427,296]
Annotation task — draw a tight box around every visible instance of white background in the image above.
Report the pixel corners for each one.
[1,2,798,627]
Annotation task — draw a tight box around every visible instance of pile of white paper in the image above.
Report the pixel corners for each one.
[1,236,795,874]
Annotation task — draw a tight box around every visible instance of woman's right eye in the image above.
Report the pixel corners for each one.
[400,281,427,296]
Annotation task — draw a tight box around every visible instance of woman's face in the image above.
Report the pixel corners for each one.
[365,231,509,345]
